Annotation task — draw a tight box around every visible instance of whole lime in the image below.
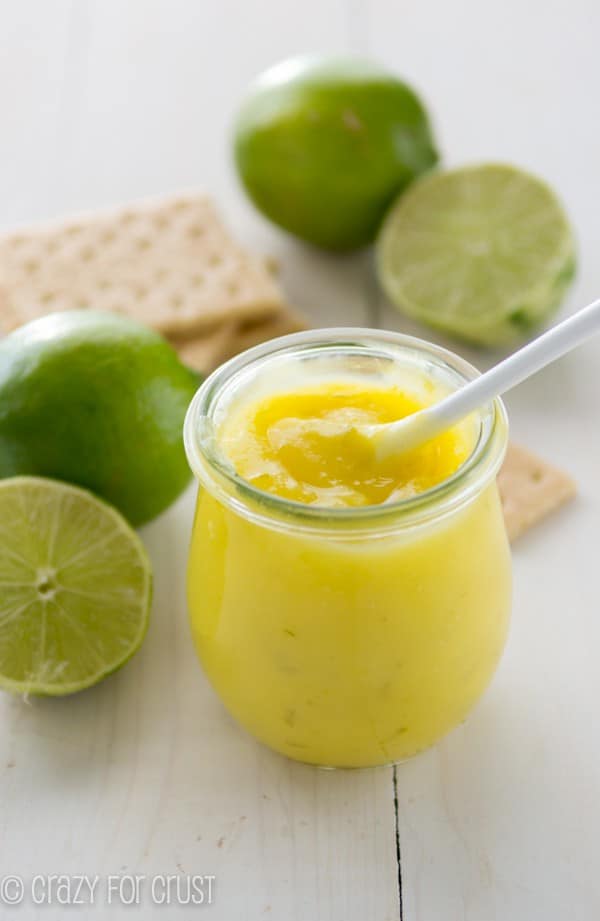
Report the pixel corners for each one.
[0,311,200,526]
[233,56,438,251]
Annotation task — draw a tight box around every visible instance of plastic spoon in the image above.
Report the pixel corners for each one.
[368,297,600,459]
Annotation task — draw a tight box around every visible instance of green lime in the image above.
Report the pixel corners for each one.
[376,163,576,346]
[0,310,200,526]
[0,477,152,695]
[234,55,438,251]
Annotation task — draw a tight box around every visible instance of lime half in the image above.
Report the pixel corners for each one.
[376,164,576,345]
[0,477,152,695]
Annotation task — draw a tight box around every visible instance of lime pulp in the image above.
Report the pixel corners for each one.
[0,477,152,695]
[376,163,576,346]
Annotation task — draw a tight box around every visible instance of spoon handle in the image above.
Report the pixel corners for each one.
[428,296,600,434]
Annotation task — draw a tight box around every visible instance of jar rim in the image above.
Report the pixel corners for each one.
[183,328,509,537]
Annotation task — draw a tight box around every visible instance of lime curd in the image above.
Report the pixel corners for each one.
[184,330,511,767]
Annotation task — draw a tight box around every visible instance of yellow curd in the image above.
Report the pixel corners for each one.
[218,382,470,507]
[185,331,511,767]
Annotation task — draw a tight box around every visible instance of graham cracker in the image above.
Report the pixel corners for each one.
[173,321,239,375]
[0,194,284,337]
[498,443,576,541]
[171,304,308,374]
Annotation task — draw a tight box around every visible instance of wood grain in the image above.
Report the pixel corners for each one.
[0,1,600,919]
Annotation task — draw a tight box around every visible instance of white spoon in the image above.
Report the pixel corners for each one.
[367,297,600,459]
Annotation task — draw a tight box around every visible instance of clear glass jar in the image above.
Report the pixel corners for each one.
[184,329,511,768]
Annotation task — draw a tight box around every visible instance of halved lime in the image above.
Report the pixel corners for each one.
[0,477,152,696]
[376,164,576,346]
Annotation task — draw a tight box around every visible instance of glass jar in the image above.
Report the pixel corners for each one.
[184,329,511,768]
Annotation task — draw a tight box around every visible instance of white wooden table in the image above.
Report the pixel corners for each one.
[1,2,599,918]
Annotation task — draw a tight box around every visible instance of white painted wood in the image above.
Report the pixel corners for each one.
[0,0,74,228]
[0,0,599,918]
[0,489,400,920]
[366,1,600,917]
[0,2,398,920]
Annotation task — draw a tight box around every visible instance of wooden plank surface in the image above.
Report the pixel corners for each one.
[0,492,400,920]
[0,3,400,920]
[367,3,600,918]
[0,1,599,919]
